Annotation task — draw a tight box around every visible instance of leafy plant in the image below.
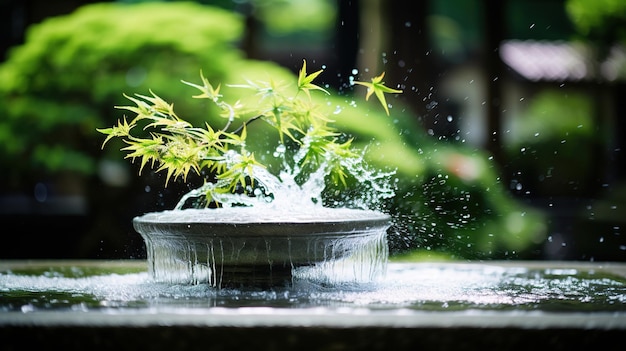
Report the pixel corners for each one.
[98,60,402,208]
[0,2,247,183]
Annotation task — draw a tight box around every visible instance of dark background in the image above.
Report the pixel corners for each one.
[1,0,625,261]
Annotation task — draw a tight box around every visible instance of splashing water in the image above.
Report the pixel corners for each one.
[175,146,396,212]
[134,207,390,287]
[134,142,396,288]
[2,262,625,312]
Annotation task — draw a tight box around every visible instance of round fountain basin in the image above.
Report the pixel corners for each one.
[133,207,391,288]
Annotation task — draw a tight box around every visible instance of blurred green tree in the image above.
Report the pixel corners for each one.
[0,1,547,260]
[566,0,626,50]
[505,90,597,197]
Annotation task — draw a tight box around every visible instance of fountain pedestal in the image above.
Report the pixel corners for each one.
[133,207,391,288]
[216,264,295,288]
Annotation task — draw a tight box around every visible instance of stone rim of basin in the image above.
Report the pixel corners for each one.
[132,207,392,288]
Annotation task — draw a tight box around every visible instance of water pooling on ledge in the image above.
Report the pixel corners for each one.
[1,260,625,313]
[2,260,626,351]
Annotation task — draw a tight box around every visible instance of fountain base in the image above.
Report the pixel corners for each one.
[216,263,295,288]
[133,207,391,288]
[1,260,625,351]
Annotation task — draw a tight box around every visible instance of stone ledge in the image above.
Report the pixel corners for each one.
[1,260,625,350]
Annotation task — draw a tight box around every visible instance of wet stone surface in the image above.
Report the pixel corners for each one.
[1,260,625,351]
[1,260,625,312]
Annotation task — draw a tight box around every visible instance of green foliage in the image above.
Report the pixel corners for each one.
[566,0,626,36]
[98,60,401,206]
[325,96,547,259]
[0,1,548,260]
[354,72,404,116]
[0,2,247,184]
[253,0,336,36]
[508,90,594,143]
[505,89,598,196]
[566,0,626,55]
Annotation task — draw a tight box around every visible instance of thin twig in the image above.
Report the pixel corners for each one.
[232,115,263,135]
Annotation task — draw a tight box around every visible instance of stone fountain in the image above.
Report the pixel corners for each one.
[2,56,623,350]
[133,207,390,288]
[1,259,625,350]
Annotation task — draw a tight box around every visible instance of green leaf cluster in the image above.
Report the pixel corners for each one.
[98,60,402,206]
[0,2,244,184]
[0,1,548,259]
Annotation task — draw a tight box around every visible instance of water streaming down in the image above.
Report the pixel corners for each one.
[133,158,394,288]
[129,140,398,288]
[135,207,390,288]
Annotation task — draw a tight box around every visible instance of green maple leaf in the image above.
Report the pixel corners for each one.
[354,72,403,115]
[297,59,330,99]
[97,117,134,147]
